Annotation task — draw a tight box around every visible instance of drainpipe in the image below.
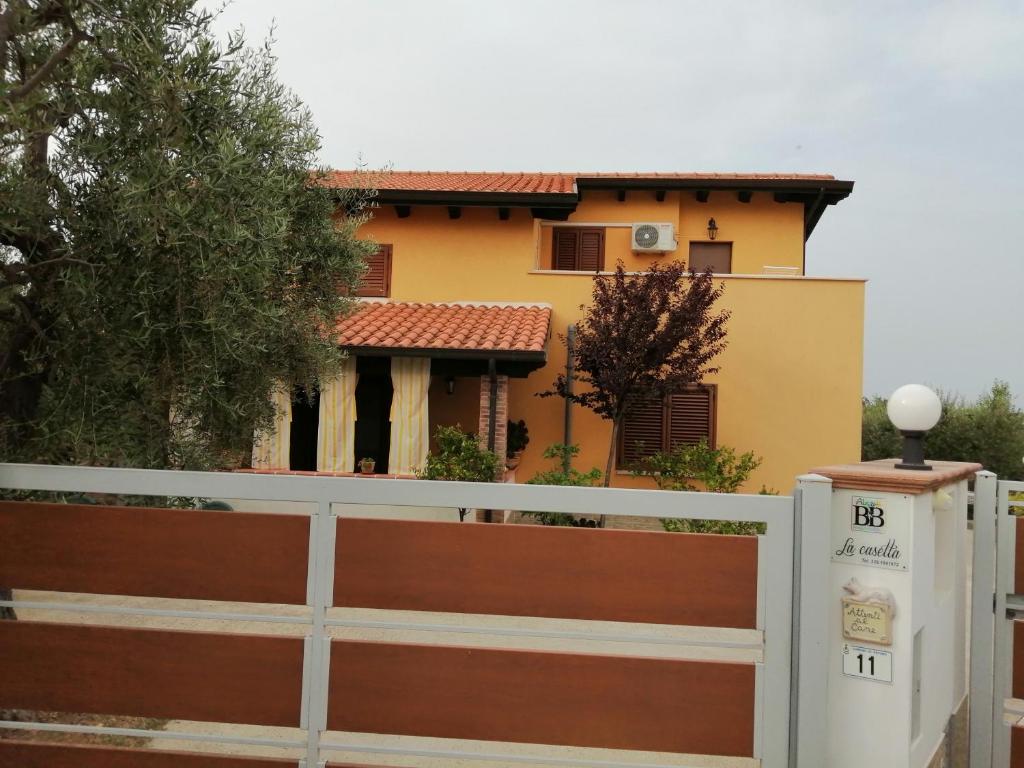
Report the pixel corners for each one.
[563,325,575,473]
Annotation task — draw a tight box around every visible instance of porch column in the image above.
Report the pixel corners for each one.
[477,373,509,463]
[477,373,509,523]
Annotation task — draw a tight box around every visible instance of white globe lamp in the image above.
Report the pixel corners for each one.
[887,384,942,470]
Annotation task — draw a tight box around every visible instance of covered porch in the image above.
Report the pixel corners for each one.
[252,301,551,477]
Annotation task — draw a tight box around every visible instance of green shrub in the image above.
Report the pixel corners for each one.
[418,425,502,521]
[639,439,761,493]
[524,444,602,526]
[635,440,764,535]
[418,425,502,483]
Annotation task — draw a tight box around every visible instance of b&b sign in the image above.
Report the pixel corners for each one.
[831,495,910,572]
[852,501,885,530]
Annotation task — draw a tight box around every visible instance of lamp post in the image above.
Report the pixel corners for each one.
[887,384,942,470]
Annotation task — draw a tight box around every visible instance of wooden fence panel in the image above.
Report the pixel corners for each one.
[1017,522,1024,595]
[327,639,755,757]
[334,517,758,628]
[1015,621,1024,699]
[0,622,304,727]
[0,741,299,768]
[0,501,310,604]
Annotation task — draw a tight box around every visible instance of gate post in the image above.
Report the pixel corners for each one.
[807,459,980,768]
[969,470,997,768]
[791,474,833,768]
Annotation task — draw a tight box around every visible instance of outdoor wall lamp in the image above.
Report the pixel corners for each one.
[707,218,719,240]
[446,376,456,396]
[887,384,942,471]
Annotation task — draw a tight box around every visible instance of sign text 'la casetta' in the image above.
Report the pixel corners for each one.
[830,495,910,572]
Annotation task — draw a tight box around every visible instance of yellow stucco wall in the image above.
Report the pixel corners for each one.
[354,192,864,494]
[536,191,805,273]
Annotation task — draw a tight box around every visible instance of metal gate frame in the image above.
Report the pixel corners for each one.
[970,471,1023,767]
[0,463,830,768]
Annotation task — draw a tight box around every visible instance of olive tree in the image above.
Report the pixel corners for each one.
[0,0,375,469]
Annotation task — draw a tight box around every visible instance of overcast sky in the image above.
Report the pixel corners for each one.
[209,0,1023,400]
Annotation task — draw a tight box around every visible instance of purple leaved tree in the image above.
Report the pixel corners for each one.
[542,261,730,486]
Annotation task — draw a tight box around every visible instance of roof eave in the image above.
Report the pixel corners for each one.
[356,189,578,208]
[576,176,855,195]
[341,345,546,363]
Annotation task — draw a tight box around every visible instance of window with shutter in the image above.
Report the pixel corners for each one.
[620,396,663,466]
[618,385,716,469]
[553,229,579,271]
[355,244,392,297]
[668,387,715,449]
[552,227,605,272]
[578,229,605,271]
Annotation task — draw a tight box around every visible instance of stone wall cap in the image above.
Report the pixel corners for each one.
[808,459,983,495]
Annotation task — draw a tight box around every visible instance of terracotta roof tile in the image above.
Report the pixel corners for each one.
[336,302,551,356]
[320,171,577,194]
[319,170,837,194]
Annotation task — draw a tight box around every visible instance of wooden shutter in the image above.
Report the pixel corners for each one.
[578,229,605,272]
[552,229,580,271]
[688,243,732,274]
[619,397,665,467]
[668,386,716,448]
[552,228,605,271]
[355,244,392,297]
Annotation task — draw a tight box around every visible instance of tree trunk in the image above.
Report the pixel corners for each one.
[0,306,51,624]
[603,416,622,488]
[0,316,49,456]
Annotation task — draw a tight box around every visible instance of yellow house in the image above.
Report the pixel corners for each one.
[257,171,862,495]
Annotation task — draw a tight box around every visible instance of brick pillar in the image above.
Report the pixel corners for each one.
[477,374,509,522]
[478,374,509,462]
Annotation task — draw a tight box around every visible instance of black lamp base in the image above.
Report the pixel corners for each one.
[895,431,932,471]
[894,461,933,471]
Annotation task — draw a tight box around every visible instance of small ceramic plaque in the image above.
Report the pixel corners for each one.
[841,597,893,646]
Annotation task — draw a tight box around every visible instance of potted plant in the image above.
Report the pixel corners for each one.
[358,457,376,475]
[506,419,530,469]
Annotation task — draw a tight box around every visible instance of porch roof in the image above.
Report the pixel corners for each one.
[336,300,551,363]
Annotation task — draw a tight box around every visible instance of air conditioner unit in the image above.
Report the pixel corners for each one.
[631,223,677,252]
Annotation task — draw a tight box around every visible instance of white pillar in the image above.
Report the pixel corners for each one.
[807,459,979,768]
[792,474,834,768]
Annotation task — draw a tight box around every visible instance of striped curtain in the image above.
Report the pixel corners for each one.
[388,357,431,475]
[317,357,358,473]
[251,385,292,469]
